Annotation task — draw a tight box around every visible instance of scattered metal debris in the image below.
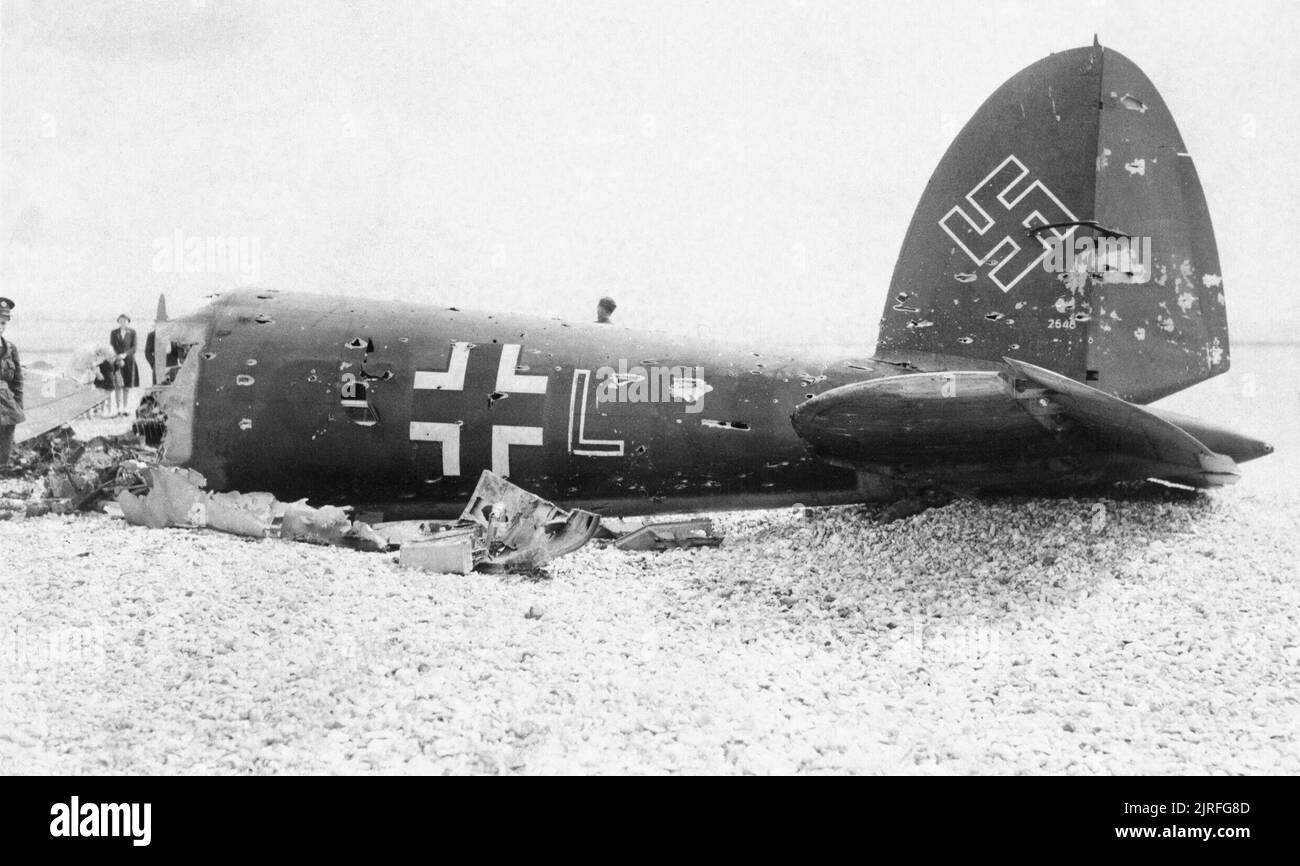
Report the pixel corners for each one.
[460,470,601,571]
[390,472,602,573]
[592,516,644,540]
[280,501,351,546]
[115,466,393,551]
[613,517,724,551]
[6,425,671,572]
[116,467,211,530]
[1,426,156,520]
[399,533,475,574]
[0,496,74,520]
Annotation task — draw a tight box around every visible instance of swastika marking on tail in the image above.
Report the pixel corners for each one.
[939,154,1079,293]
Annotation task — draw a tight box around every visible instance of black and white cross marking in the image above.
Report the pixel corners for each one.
[409,341,549,477]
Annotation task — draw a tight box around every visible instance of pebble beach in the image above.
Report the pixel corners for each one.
[2,483,1295,775]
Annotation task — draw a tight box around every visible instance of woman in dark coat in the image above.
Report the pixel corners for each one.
[110,314,139,417]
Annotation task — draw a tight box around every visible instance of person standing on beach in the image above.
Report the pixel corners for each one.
[0,298,25,468]
[109,314,139,417]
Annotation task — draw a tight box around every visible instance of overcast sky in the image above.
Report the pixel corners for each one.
[2,0,1297,351]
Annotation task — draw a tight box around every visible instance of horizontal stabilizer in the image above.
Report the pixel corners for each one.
[790,371,1046,461]
[1002,357,1239,486]
[791,359,1249,488]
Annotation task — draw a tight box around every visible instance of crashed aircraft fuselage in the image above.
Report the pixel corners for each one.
[158,290,878,518]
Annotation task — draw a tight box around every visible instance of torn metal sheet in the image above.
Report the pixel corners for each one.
[343,521,390,552]
[200,490,279,538]
[371,519,464,548]
[280,502,352,546]
[400,536,474,574]
[593,516,644,540]
[613,518,723,551]
[460,470,600,570]
[116,466,209,529]
[114,467,387,548]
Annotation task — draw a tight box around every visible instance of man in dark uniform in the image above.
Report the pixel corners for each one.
[0,297,25,467]
[595,296,616,324]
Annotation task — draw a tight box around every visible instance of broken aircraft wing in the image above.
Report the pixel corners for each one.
[15,380,110,443]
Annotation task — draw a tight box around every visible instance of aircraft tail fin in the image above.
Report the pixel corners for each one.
[876,42,1228,403]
